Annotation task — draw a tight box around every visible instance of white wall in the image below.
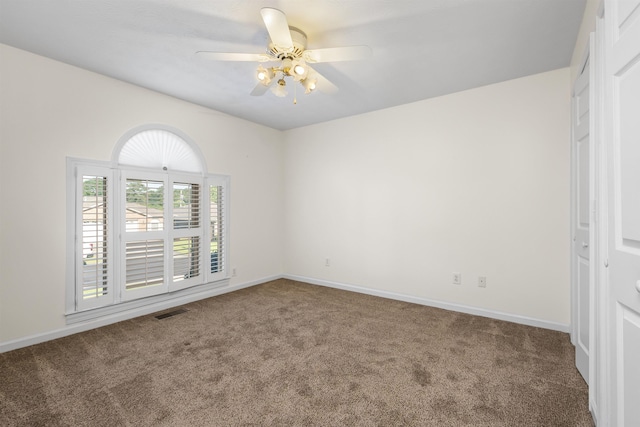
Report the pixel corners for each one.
[0,44,284,344]
[0,42,572,347]
[570,0,601,82]
[283,68,571,327]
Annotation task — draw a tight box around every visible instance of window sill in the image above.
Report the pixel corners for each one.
[66,278,230,325]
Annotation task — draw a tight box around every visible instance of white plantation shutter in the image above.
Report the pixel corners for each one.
[172,181,200,229]
[170,176,203,291]
[208,176,228,281]
[76,165,114,311]
[125,178,165,232]
[173,236,200,281]
[121,172,168,300]
[125,239,165,290]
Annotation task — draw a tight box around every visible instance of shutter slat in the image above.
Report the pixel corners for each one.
[173,236,200,281]
[125,240,164,290]
[173,182,200,229]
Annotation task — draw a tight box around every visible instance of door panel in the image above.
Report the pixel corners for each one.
[579,259,590,348]
[572,56,591,383]
[618,61,640,243]
[577,130,590,258]
[620,307,640,426]
[606,1,640,425]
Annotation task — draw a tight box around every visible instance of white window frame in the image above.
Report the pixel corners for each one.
[66,159,230,323]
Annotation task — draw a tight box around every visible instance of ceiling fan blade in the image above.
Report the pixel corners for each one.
[196,51,275,62]
[307,65,338,94]
[260,8,293,51]
[303,46,372,63]
[250,81,272,96]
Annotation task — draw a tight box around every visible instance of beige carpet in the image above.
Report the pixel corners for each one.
[1,279,592,426]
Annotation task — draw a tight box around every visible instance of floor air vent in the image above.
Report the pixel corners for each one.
[155,308,188,320]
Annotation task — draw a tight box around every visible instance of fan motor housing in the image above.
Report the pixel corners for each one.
[268,27,307,59]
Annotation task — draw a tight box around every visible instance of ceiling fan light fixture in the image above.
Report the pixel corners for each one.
[290,58,308,81]
[270,78,288,97]
[281,57,294,74]
[256,65,274,86]
[301,77,317,94]
[201,8,371,100]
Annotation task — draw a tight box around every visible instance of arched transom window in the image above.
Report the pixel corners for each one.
[115,127,206,173]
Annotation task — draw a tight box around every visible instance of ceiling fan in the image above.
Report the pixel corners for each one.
[197,8,372,101]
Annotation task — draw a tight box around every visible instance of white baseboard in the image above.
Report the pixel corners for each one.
[1,273,569,353]
[283,274,570,333]
[0,275,278,354]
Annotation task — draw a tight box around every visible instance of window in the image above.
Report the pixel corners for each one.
[67,127,229,318]
[77,166,113,310]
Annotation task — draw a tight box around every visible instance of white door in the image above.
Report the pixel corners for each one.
[604,1,640,425]
[572,56,591,383]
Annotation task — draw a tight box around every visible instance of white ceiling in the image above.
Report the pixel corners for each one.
[0,0,586,131]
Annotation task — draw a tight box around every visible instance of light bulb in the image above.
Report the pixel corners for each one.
[256,66,273,86]
[302,77,317,94]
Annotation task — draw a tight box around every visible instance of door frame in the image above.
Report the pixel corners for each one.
[591,2,621,425]
[591,7,610,423]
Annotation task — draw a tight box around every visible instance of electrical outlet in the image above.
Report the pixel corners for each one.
[478,276,487,288]
[453,272,462,285]
[325,258,330,267]
[232,268,237,277]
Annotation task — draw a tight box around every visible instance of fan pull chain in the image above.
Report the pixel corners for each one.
[293,80,297,105]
